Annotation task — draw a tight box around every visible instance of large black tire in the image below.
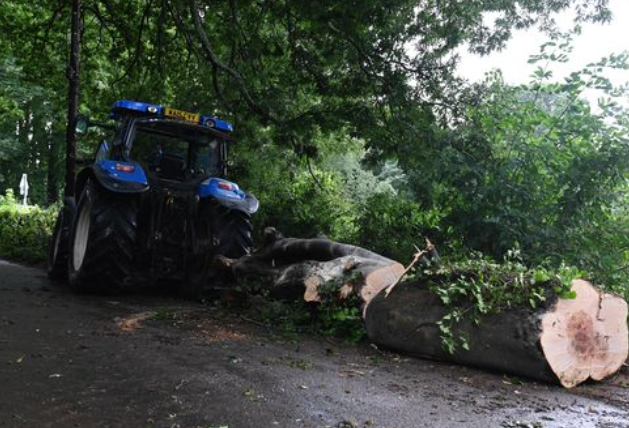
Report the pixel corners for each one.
[47,198,77,280]
[67,181,139,293]
[183,204,253,297]
[212,205,253,258]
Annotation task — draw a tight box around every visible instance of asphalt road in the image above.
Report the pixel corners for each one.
[1,259,628,428]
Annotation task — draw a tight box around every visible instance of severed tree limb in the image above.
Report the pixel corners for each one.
[218,227,405,311]
[384,238,435,297]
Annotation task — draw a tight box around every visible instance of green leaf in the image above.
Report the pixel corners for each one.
[560,290,577,300]
[533,269,550,283]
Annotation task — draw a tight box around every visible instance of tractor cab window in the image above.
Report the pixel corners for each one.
[128,119,224,181]
[95,124,122,162]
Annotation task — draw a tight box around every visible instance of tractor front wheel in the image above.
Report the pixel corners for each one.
[183,204,253,297]
[68,181,139,293]
[212,205,253,259]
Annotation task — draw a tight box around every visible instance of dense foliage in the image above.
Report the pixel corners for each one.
[0,190,55,264]
[0,0,614,202]
[421,30,629,292]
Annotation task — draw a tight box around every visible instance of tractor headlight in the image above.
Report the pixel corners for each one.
[247,194,260,214]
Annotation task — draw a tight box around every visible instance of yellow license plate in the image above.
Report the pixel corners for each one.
[163,107,199,123]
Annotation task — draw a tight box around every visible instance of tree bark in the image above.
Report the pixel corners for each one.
[218,228,405,310]
[46,127,59,205]
[65,0,81,198]
[364,279,628,388]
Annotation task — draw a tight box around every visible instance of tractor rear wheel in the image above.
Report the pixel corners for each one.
[68,181,139,293]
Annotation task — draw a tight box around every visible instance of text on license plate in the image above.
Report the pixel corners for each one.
[163,107,200,123]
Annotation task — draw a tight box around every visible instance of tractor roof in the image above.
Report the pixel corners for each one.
[110,100,233,133]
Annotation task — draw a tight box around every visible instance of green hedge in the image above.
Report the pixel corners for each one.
[0,190,56,264]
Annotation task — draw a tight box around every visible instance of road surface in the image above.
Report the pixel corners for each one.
[1,259,628,428]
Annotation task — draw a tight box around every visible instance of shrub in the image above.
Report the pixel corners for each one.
[0,189,56,264]
[354,192,445,262]
[234,143,360,242]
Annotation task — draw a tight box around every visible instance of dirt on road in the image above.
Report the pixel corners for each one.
[1,259,629,428]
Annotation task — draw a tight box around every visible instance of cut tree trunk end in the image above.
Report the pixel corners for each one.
[540,279,628,387]
[365,279,628,388]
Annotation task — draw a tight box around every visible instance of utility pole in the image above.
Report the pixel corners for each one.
[65,0,81,197]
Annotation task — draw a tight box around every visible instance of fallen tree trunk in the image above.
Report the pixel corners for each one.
[218,228,405,310]
[221,229,628,387]
[365,279,628,388]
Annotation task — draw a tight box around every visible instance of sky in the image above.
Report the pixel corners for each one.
[457,0,629,99]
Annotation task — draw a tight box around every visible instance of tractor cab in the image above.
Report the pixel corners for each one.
[108,101,233,180]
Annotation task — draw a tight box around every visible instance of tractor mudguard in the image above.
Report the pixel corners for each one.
[78,160,149,195]
[199,177,259,214]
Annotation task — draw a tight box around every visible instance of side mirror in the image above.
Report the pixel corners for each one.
[75,115,90,135]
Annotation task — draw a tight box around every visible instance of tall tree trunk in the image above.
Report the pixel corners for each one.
[46,127,59,205]
[65,0,81,198]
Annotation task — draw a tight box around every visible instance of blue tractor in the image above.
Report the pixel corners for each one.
[47,100,258,295]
